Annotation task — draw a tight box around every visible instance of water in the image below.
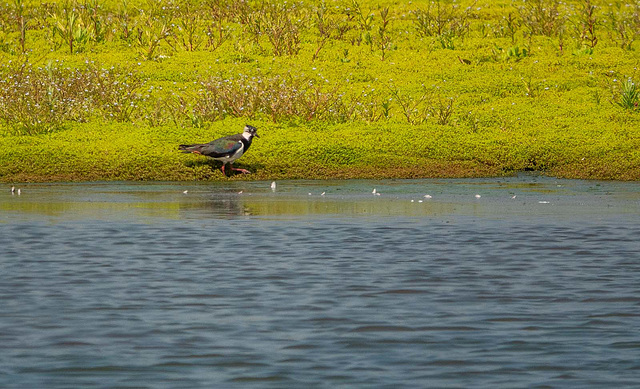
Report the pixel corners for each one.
[1,176,640,388]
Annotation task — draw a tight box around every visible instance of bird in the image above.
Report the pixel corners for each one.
[179,125,259,175]
[458,56,472,65]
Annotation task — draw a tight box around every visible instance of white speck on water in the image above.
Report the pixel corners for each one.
[17,189,21,196]
[11,186,15,194]
[238,191,243,194]
[424,194,432,199]
[475,194,481,198]
[321,192,325,196]
[183,190,188,194]
[512,195,517,199]
[539,201,550,204]
[271,181,276,191]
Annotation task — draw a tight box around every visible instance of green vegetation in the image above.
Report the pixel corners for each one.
[1,0,639,182]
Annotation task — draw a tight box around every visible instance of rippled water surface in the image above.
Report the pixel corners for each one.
[2,176,640,388]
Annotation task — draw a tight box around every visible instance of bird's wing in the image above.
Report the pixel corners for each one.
[201,135,243,157]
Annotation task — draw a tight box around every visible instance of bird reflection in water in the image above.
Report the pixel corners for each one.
[179,194,253,219]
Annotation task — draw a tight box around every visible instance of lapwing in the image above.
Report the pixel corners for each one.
[179,125,259,175]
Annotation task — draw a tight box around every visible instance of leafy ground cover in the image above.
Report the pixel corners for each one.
[1,0,639,182]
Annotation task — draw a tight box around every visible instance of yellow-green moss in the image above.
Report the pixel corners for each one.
[1,0,639,181]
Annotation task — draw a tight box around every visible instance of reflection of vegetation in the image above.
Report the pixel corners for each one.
[0,200,182,220]
[242,198,461,218]
[1,192,461,220]
[0,0,640,181]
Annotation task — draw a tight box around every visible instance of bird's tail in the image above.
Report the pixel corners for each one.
[178,144,204,154]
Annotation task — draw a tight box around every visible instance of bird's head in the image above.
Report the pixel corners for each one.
[243,125,259,140]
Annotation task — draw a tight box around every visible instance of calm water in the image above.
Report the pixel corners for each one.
[1,176,640,388]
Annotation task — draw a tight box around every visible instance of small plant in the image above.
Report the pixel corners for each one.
[165,94,191,127]
[492,45,528,62]
[430,96,455,125]
[508,46,528,59]
[438,31,455,50]
[80,0,109,43]
[313,6,331,60]
[573,0,598,50]
[519,0,565,37]
[12,0,29,53]
[0,5,13,53]
[380,100,391,120]
[460,110,480,132]
[134,11,173,60]
[388,84,456,125]
[205,21,228,52]
[411,0,475,39]
[340,48,350,63]
[376,7,393,60]
[591,89,601,105]
[614,78,639,111]
[204,0,230,51]
[234,2,262,48]
[521,76,538,97]
[606,4,638,50]
[248,2,303,56]
[412,7,435,37]
[50,4,90,54]
[344,89,386,122]
[573,46,593,56]
[347,0,374,45]
[313,4,351,61]
[387,84,429,125]
[115,0,135,41]
[175,1,204,51]
[501,13,520,43]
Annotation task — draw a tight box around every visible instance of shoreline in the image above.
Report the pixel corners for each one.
[2,166,638,183]
[2,119,639,183]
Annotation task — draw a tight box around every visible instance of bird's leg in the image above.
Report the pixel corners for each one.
[220,163,227,176]
[230,162,251,174]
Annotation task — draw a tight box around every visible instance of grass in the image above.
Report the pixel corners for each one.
[1,0,640,182]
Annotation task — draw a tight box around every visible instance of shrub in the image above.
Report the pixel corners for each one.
[0,63,94,134]
[193,74,351,123]
[411,0,475,38]
[0,62,147,134]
